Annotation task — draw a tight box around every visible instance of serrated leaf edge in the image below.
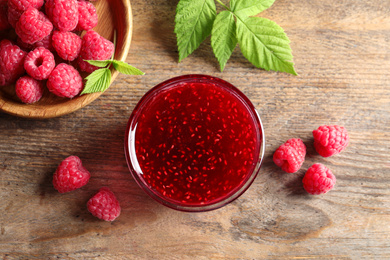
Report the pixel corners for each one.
[211,11,237,72]
[236,16,297,75]
[175,0,216,62]
[81,68,112,95]
[112,60,145,75]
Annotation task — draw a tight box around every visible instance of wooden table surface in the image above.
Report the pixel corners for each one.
[1,0,389,259]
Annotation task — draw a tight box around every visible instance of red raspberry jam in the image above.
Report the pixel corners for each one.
[125,75,264,211]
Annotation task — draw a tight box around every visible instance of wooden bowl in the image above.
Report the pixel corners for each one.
[0,0,132,119]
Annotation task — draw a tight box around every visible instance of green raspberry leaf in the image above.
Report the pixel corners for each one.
[175,0,216,62]
[211,11,237,72]
[230,0,276,18]
[85,60,113,68]
[112,60,145,75]
[236,16,297,75]
[81,68,112,95]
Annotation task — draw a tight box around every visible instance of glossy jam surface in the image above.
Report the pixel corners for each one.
[132,77,261,207]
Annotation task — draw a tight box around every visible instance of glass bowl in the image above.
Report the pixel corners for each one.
[125,75,265,212]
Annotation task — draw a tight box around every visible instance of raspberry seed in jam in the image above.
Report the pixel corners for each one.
[125,75,264,211]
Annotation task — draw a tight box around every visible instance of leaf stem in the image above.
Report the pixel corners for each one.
[215,0,230,11]
[110,30,117,63]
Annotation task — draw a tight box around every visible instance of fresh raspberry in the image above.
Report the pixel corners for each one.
[0,2,10,31]
[273,138,306,173]
[15,7,53,44]
[75,1,98,31]
[78,30,114,73]
[6,5,20,28]
[47,63,83,98]
[7,0,44,13]
[302,163,336,195]
[24,47,55,80]
[15,75,43,103]
[87,187,121,221]
[0,39,26,86]
[17,37,34,51]
[51,30,81,61]
[313,125,349,157]
[34,33,54,51]
[45,0,78,32]
[18,34,54,52]
[53,155,91,193]
[7,0,44,27]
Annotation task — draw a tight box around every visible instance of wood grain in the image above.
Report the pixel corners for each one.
[0,0,132,119]
[1,0,390,259]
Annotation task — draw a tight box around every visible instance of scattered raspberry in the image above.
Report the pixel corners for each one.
[76,1,98,31]
[0,39,26,86]
[273,138,306,173]
[47,63,83,98]
[45,0,78,32]
[15,7,53,44]
[78,30,114,73]
[24,47,55,80]
[53,155,91,193]
[302,163,336,195]
[0,2,10,31]
[313,125,349,157]
[15,75,43,103]
[7,0,44,27]
[51,30,81,61]
[87,187,121,221]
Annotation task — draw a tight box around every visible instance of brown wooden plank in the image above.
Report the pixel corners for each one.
[1,0,389,259]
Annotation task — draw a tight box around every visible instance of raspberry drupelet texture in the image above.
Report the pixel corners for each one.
[78,30,114,73]
[45,0,78,32]
[24,47,55,80]
[313,125,349,157]
[6,6,20,28]
[34,33,54,51]
[87,187,121,221]
[0,39,26,86]
[7,0,44,27]
[47,63,83,98]
[15,75,43,103]
[302,163,336,195]
[17,37,34,51]
[76,1,98,31]
[51,30,81,61]
[18,33,54,51]
[15,7,53,44]
[53,155,91,193]
[273,138,306,173]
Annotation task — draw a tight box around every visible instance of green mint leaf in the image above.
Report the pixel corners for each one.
[112,60,145,75]
[236,16,297,75]
[211,11,237,72]
[85,60,113,68]
[230,0,275,18]
[174,0,216,62]
[81,68,112,95]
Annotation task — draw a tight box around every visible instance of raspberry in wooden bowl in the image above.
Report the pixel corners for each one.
[125,75,265,212]
[0,0,132,118]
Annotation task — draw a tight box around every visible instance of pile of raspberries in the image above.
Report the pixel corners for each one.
[0,0,114,103]
[273,125,349,195]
